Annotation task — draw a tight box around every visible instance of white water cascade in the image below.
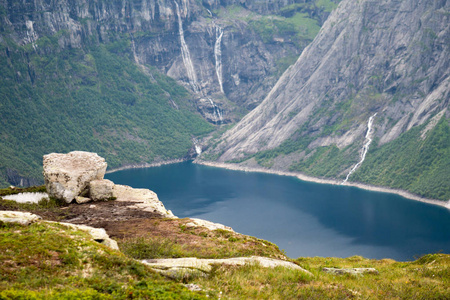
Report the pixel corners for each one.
[208,98,223,124]
[192,138,202,156]
[342,113,378,184]
[214,26,225,93]
[174,1,199,93]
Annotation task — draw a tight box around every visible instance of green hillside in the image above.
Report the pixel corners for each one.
[352,116,450,201]
[0,37,213,187]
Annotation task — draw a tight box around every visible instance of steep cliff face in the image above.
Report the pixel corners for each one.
[0,0,337,123]
[206,0,449,200]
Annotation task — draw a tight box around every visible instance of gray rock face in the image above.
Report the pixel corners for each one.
[43,151,107,203]
[211,0,449,166]
[0,0,331,123]
[89,179,114,201]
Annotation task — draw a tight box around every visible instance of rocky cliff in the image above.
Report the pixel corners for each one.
[0,0,338,123]
[206,0,449,200]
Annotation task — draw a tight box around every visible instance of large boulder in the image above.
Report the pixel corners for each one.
[43,151,107,203]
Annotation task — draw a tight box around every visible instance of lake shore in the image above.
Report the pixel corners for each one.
[195,160,450,210]
[106,159,186,174]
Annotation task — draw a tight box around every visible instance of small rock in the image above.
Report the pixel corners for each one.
[184,284,203,292]
[75,196,91,204]
[185,218,234,232]
[322,267,379,275]
[90,179,114,201]
[0,211,42,225]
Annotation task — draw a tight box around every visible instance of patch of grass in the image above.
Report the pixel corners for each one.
[192,254,450,299]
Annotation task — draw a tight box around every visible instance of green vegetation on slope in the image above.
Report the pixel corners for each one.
[352,116,450,201]
[0,222,207,299]
[226,112,449,201]
[1,220,448,299]
[0,36,213,186]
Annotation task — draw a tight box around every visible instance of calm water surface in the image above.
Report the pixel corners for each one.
[106,161,450,261]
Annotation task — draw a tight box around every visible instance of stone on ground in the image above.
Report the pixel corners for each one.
[0,211,42,225]
[43,151,107,203]
[47,221,119,250]
[90,179,114,201]
[322,267,379,275]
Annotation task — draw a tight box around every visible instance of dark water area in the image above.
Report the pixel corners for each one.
[105,161,450,261]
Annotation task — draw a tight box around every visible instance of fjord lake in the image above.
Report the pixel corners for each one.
[105,161,450,261]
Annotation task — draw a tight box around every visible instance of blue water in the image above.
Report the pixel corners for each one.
[105,161,450,261]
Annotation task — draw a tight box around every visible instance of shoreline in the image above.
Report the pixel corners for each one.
[106,159,186,174]
[194,160,450,210]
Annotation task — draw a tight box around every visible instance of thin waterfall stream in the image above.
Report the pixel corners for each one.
[214,26,224,93]
[174,0,199,93]
[342,113,377,184]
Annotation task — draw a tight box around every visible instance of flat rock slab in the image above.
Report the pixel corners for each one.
[322,267,379,275]
[142,256,312,278]
[113,184,175,218]
[185,218,234,232]
[45,221,119,250]
[0,211,42,225]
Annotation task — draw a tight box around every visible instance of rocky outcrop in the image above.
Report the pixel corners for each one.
[49,221,120,250]
[142,256,312,279]
[113,184,175,218]
[42,151,175,217]
[185,218,234,232]
[0,211,42,225]
[0,210,119,250]
[43,151,107,203]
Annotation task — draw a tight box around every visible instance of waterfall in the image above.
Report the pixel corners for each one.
[214,26,224,93]
[192,138,202,155]
[208,98,223,124]
[174,1,199,93]
[342,113,377,184]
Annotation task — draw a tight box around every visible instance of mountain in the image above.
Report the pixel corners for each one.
[205,0,450,200]
[0,0,339,186]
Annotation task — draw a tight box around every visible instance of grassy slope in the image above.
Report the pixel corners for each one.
[0,221,207,299]
[0,36,213,187]
[0,214,448,299]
